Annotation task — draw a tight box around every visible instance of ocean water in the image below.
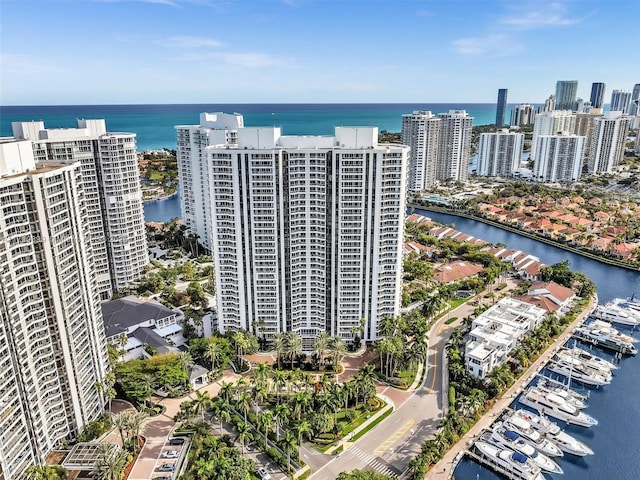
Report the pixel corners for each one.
[0,103,501,151]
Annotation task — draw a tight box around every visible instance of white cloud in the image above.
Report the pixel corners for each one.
[452,34,524,57]
[164,36,222,48]
[501,2,582,29]
[176,51,282,68]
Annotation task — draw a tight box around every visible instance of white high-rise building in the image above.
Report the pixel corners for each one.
[177,117,408,349]
[477,130,524,177]
[531,110,576,159]
[510,104,536,126]
[588,111,632,174]
[11,120,148,298]
[436,110,473,182]
[0,140,108,479]
[176,113,244,252]
[533,134,585,183]
[402,111,440,193]
[610,89,632,112]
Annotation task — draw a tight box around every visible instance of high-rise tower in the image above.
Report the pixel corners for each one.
[436,110,473,182]
[177,117,408,349]
[496,89,508,126]
[610,90,632,112]
[477,130,524,177]
[531,110,576,159]
[588,111,632,174]
[11,120,148,298]
[590,82,606,109]
[0,140,108,479]
[402,111,440,193]
[555,80,578,110]
[533,134,585,183]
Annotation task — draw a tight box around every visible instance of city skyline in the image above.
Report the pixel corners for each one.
[1,0,637,105]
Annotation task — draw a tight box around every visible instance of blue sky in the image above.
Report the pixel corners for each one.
[1,0,637,105]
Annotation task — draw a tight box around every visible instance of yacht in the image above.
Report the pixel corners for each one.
[512,409,594,456]
[518,387,598,427]
[558,346,618,373]
[499,417,564,458]
[481,427,563,474]
[593,304,640,327]
[536,378,589,409]
[546,355,611,387]
[474,440,546,480]
[611,297,640,316]
[573,320,638,355]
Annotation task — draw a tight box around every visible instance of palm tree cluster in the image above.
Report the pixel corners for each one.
[112,410,149,454]
[274,331,304,369]
[90,444,131,480]
[183,433,255,480]
[312,332,347,371]
[374,314,428,384]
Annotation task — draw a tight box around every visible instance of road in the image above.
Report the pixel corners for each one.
[309,298,483,479]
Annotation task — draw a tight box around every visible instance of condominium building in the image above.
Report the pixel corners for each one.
[402,111,440,193]
[436,110,473,182]
[531,110,576,159]
[590,82,606,109]
[176,113,244,252]
[177,117,408,349]
[510,104,536,127]
[588,111,632,174]
[533,134,585,183]
[628,83,640,116]
[540,95,556,113]
[555,80,578,110]
[11,120,148,298]
[610,89,632,113]
[0,140,108,479]
[495,88,508,126]
[476,130,524,177]
[574,113,598,156]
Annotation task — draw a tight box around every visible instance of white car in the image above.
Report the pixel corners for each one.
[256,467,272,480]
[162,450,179,459]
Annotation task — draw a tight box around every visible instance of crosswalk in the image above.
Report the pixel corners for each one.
[345,445,399,478]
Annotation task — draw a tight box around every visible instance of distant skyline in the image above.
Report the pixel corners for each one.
[1,0,637,105]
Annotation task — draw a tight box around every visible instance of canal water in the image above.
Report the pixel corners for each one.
[413,209,640,480]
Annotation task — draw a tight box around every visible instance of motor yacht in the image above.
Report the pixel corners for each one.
[512,409,594,456]
[481,427,563,474]
[518,387,598,427]
[535,378,589,409]
[546,356,611,387]
[558,346,618,373]
[499,417,564,458]
[593,304,640,327]
[474,440,546,480]
[573,320,638,355]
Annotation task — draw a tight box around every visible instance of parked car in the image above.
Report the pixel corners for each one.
[168,438,185,445]
[162,450,179,459]
[256,467,272,480]
[157,463,175,472]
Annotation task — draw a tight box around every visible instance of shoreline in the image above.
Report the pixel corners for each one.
[142,191,178,203]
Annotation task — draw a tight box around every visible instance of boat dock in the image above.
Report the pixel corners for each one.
[463,447,529,480]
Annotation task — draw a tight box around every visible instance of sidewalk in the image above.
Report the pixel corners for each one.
[424,295,597,479]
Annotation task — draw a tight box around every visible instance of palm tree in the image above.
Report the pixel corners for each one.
[291,390,311,421]
[205,340,222,370]
[282,431,298,472]
[286,332,303,369]
[112,411,130,447]
[272,369,287,402]
[235,421,252,454]
[176,351,194,388]
[90,444,128,480]
[237,390,252,423]
[211,399,232,435]
[274,332,288,369]
[313,332,331,368]
[251,362,271,389]
[257,411,274,445]
[272,404,290,441]
[294,420,312,446]
[251,383,268,414]
[127,411,149,454]
[193,390,212,421]
[328,336,346,372]
[219,381,233,403]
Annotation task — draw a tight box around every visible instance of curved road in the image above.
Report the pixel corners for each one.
[308,300,480,479]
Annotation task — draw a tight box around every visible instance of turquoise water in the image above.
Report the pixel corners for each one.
[1,103,502,151]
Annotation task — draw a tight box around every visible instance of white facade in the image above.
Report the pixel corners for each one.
[477,130,524,177]
[533,134,585,183]
[465,298,546,378]
[0,140,107,479]
[176,113,244,252]
[178,117,408,349]
[510,104,536,126]
[402,111,440,193]
[531,110,576,159]
[436,110,473,182]
[11,120,148,298]
[588,111,632,174]
[610,89,632,112]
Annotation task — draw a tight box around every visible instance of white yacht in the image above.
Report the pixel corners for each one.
[546,355,611,387]
[518,387,598,427]
[474,440,546,480]
[573,320,638,355]
[558,346,618,373]
[610,297,640,316]
[499,417,564,458]
[482,427,563,474]
[536,378,589,409]
[593,304,640,327]
[512,409,594,456]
